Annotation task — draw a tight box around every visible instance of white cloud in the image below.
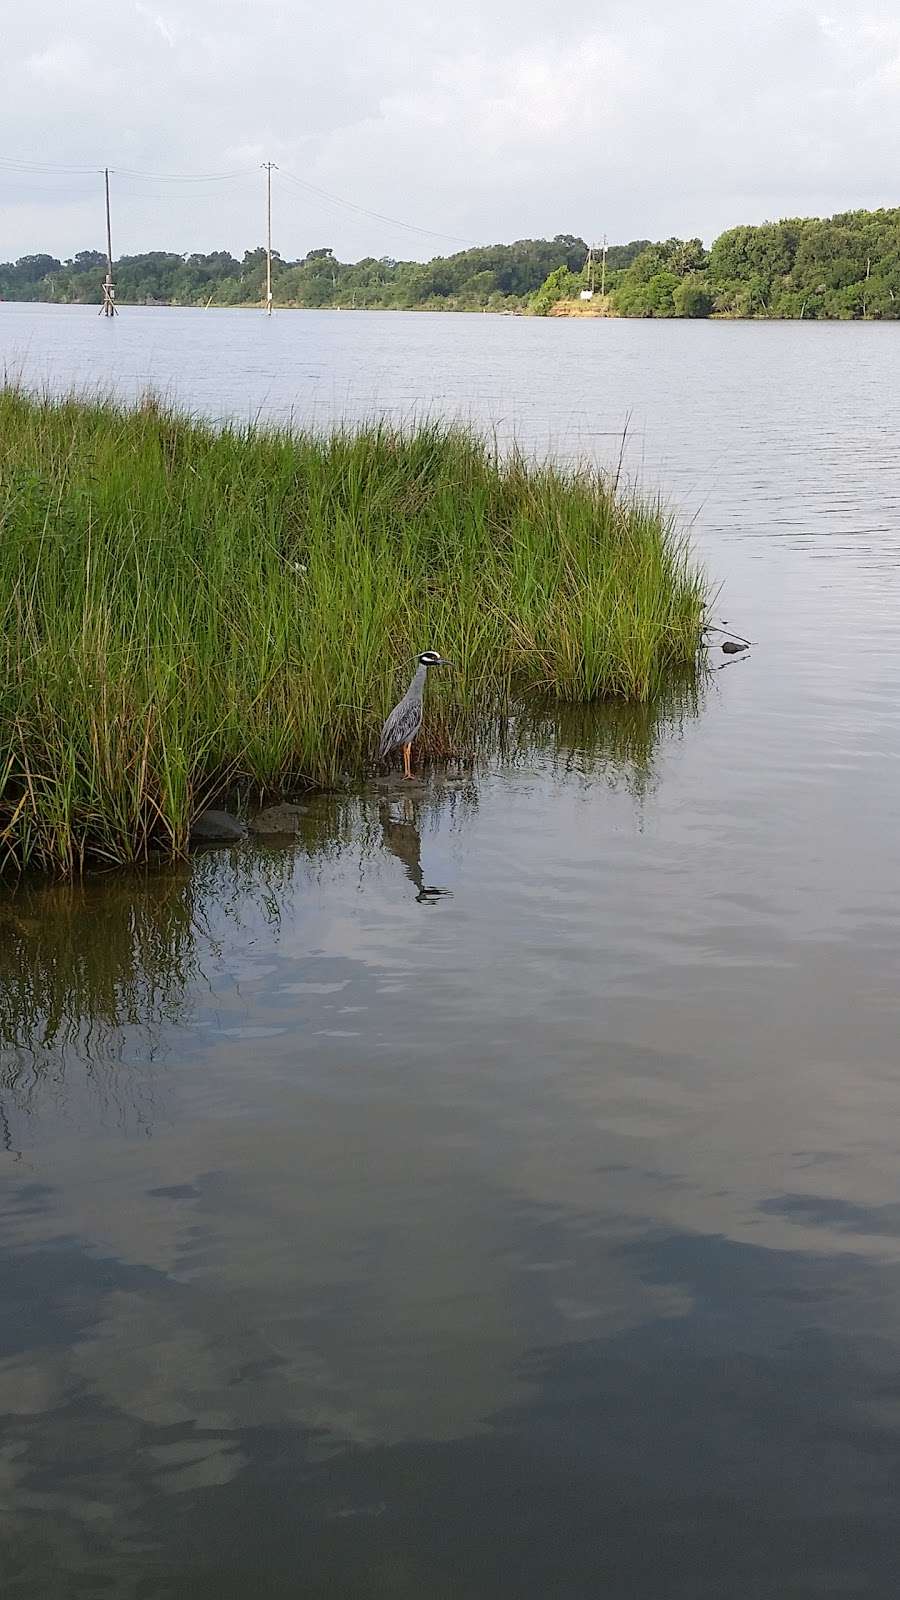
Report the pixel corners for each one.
[3,0,900,262]
[25,39,93,86]
[134,3,179,48]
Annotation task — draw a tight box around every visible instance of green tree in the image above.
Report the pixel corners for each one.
[531,265,579,315]
[6,209,900,320]
[673,276,713,317]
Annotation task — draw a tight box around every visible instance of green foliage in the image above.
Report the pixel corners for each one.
[530,242,653,314]
[704,207,900,319]
[598,209,900,319]
[0,390,706,875]
[0,235,592,313]
[9,207,898,321]
[673,276,714,317]
[531,265,579,315]
[610,239,709,316]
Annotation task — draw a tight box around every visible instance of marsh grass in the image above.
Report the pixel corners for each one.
[0,388,707,874]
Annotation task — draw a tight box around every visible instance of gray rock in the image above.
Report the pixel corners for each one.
[248,804,306,836]
[721,640,749,654]
[368,776,429,799]
[189,808,246,844]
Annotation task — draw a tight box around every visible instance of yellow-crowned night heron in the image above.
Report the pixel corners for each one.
[378,650,452,779]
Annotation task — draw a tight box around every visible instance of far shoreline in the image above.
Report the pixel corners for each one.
[2,298,898,326]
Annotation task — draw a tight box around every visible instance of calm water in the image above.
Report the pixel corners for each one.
[3,306,900,1597]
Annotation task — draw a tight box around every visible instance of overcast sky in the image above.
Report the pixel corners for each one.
[2,1,900,263]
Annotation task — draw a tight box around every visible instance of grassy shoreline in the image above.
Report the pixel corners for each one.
[0,390,706,875]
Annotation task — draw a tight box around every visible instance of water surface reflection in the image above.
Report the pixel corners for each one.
[4,308,900,1592]
[0,689,690,1097]
[3,677,900,1596]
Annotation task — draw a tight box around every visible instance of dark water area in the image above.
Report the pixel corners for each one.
[3,307,900,1596]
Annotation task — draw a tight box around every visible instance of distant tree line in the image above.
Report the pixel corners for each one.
[0,237,599,311]
[531,207,900,319]
[8,209,900,318]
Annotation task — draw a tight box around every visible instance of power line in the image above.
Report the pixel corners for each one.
[0,155,103,175]
[111,179,258,204]
[271,166,476,248]
[0,149,480,251]
[112,166,258,183]
[0,153,256,183]
[0,177,102,196]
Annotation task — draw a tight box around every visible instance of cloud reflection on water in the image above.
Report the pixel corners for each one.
[6,675,900,1596]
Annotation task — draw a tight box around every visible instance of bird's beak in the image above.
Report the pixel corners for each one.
[436,658,454,667]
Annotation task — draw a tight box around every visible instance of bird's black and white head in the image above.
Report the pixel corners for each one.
[417,650,452,667]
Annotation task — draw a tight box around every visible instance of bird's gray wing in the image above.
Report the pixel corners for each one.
[378,696,422,758]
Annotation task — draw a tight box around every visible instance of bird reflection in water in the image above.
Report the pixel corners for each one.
[377,798,451,903]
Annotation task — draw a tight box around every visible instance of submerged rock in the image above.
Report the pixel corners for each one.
[248,804,306,836]
[721,640,749,654]
[189,809,246,844]
[369,775,429,799]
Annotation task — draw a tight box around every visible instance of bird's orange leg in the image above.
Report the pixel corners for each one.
[403,742,413,779]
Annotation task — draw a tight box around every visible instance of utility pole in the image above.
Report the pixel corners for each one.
[100,167,117,317]
[262,162,277,314]
[600,235,608,298]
